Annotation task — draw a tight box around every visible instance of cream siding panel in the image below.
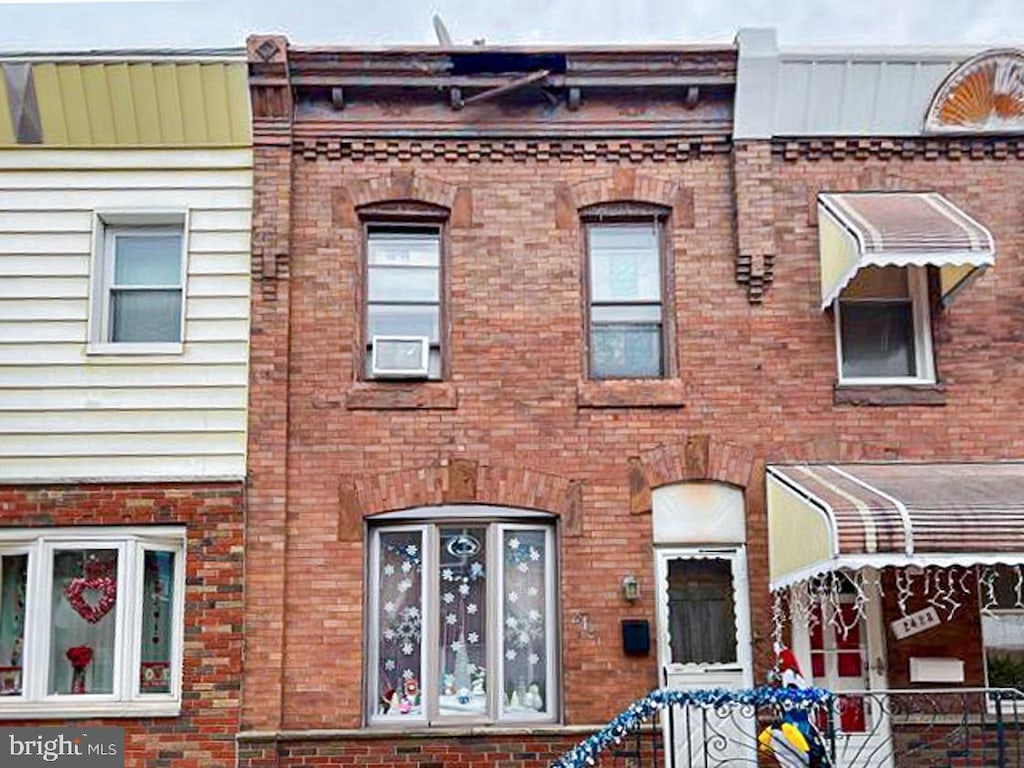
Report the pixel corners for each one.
[0,409,246,433]
[187,296,249,319]
[0,256,90,276]
[0,320,86,343]
[0,168,251,189]
[0,364,246,388]
[190,253,251,275]
[0,341,248,364]
[0,149,251,482]
[0,299,88,320]
[0,387,247,411]
[0,455,245,482]
[0,232,93,254]
[0,432,246,457]
[0,188,252,210]
[0,277,87,298]
[0,149,251,171]
[0,211,94,232]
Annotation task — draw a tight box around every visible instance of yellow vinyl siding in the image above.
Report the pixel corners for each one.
[1,61,249,148]
[0,72,14,144]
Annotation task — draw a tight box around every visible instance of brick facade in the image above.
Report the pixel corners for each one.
[0,483,244,768]
[244,36,1024,768]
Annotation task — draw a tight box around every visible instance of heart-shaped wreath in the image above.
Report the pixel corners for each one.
[64,567,117,624]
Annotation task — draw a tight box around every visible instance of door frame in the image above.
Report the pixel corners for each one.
[654,546,753,687]
[789,570,892,768]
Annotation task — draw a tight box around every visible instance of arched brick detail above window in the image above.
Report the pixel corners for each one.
[569,169,678,211]
[332,170,463,228]
[338,459,583,540]
[628,434,757,515]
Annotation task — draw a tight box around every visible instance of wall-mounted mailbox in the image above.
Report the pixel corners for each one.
[622,619,650,656]
[909,657,965,683]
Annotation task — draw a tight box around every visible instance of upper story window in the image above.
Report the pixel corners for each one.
[835,266,935,385]
[583,204,672,379]
[0,527,185,719]
[367,515,557,726]
[89,212,187,354]
[362,211,445,381]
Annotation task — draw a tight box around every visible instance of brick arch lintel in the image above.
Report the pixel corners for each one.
[347,170,458,211]
[569,169,679,211]
[338,459,583,541]
[628,434,757,515]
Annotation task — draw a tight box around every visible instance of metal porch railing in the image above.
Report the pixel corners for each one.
[554,687,1024,768]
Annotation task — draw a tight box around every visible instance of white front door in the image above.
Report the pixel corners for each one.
[656,547,754,767]
[792,574,892,768]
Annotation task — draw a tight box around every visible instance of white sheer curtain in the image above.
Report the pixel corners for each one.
[49,550,117,695]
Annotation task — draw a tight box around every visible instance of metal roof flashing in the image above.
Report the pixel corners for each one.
[735,29,1024,138]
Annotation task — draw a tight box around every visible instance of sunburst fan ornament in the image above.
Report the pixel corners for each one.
[925,50,1024,132]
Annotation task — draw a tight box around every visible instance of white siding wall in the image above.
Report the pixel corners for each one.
[0,149,252,482]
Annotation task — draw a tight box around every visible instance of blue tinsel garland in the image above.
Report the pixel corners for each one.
[552,686,832,768]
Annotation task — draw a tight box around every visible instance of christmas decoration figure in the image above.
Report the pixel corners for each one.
[759,644,826,768]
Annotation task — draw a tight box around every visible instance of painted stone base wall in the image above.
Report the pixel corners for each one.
[0,482,244,768]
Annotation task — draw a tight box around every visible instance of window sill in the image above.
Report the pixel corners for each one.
[345,381,458,410]
[237,723,600,742]
[834,382,947,407]
[0,699,181,719]
[87,342,184,356]
[577,378,685,409]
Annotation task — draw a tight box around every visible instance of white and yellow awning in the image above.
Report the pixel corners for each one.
[818,192,995,310]
[768,462,1024,590]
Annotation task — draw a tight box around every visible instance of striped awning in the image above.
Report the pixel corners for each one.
[767,462,1024,589]
[817,192,995,310]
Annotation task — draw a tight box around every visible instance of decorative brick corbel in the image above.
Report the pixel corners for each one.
[733,141,776,304]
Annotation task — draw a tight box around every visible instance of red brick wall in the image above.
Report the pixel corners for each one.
[238,732,620,768]
[245,129,1024,754]
[880,570,986,689]
[0,483,244,768]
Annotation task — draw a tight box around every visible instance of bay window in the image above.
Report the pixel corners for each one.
[0,528,185,718]
[367,518,557,725]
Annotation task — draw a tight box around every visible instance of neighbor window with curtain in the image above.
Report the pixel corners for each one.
[0,528,185,718]
[585,215,668,379]
[102,226,185,344]
[835,265,934,384]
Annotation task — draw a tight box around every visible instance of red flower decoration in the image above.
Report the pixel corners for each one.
[66,645,93,670]
[64,574,117,624]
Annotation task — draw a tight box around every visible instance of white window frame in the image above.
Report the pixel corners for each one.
[364,224,443,381]
[834,266,935,386]
[366,517,558,727]
[585,220,668,381]
[0,526,186,719]
[87,210,189,356]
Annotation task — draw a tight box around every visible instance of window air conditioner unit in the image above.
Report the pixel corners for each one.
[371,335,430,378]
